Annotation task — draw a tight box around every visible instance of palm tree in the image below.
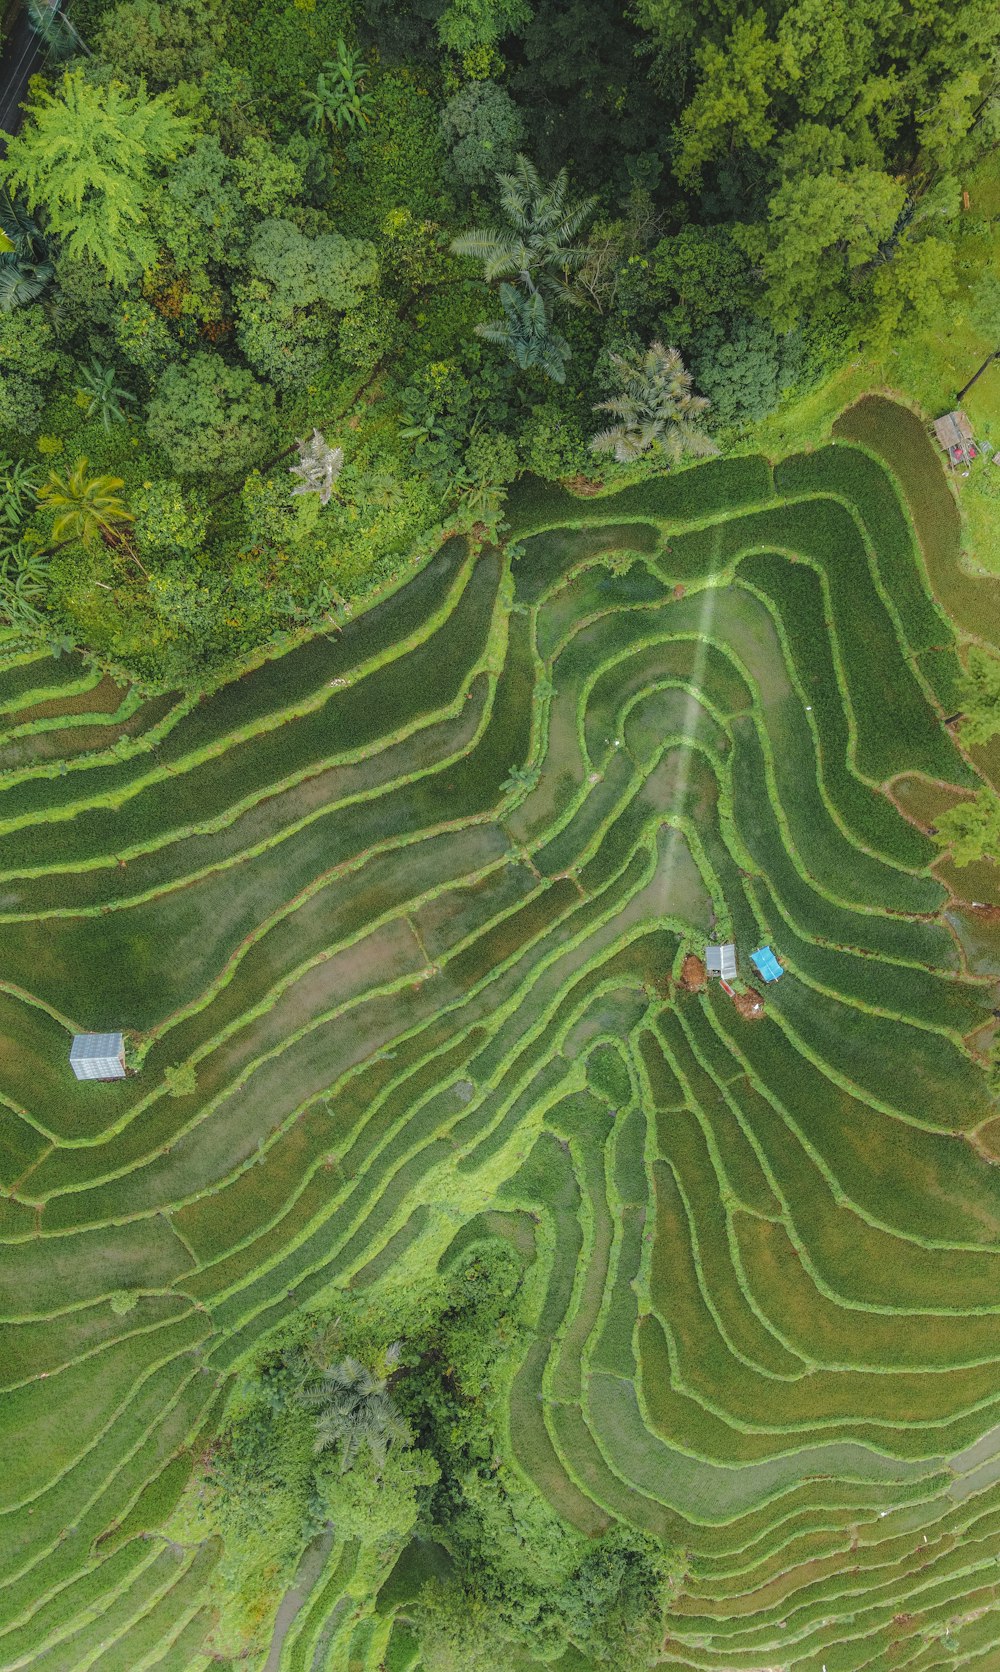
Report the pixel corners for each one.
[0,188,54,312]
[356,471,406,511]
[590,341,718,466]
[75,361,137,431]
[477,284,571,383]
[300,1356,410,1473]
[37,458,134,553]
[452,155,597,307]
[288,429,344,505]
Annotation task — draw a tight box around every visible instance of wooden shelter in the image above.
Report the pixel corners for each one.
[933,411,976,466]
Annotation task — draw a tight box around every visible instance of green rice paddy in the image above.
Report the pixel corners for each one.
[3,397,1000,1669]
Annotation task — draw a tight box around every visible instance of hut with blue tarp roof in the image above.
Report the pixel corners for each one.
[750,947,783,983]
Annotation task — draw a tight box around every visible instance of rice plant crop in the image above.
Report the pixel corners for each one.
[1,399,998,1670]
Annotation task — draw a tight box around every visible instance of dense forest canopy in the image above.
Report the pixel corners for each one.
[0,0,995,686]
[182,1242,680,1666]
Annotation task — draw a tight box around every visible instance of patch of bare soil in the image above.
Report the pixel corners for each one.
[733,987,765,1020]
[679,954,706,992]
[562,474,605,496]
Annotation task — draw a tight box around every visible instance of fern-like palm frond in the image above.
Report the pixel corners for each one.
[475,318,513,347]
[452,153,596,311]
[475,283,570,382]
[303,1355,410,1474]
[495,154,544,228]
[589,341,716,465]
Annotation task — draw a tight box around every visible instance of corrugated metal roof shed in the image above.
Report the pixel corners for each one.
[705,943,737,981]
[70,1032,125,1081]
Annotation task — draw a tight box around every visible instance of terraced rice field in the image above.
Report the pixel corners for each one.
[4,396,1000,1671]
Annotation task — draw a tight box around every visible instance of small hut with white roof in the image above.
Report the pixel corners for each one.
[70,1032,125,1081]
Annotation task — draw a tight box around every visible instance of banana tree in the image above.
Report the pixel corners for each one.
[0,540,50,629]
[75,361,137,431]
[301,41,374,133]
[0,188,54,312]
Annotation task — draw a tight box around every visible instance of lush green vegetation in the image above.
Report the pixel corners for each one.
[2,402,1000,1667]
[184,1247,677,1663]
[0,0,997,684]
[3,0,1000,1666]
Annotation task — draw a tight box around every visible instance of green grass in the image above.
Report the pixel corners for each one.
[506,455,776,540]
[736,553,938,867]
[834,395,1000,643]
[653,1128,804,1381]
[4,398,1000,1669]
[774,444,949,655]
[729,719,951,938]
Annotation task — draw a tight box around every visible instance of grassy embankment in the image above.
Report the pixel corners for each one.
[0,404,999,1667]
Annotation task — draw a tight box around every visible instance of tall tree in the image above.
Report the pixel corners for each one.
[235,218,378,388]
[146,357,275,477]
[92,0,226,90]
[300,1356,410,1473]
[737,167,907,326]
[436,0,529,55]
[0,70,196,284]
[590,342,716,465]
[440,82,524,190]
[476,283,572,381]
[933,790,1000,867]
[452,154,596,306]
[0,310,66,432]
[872,233,957,332]
[673,11,784,186]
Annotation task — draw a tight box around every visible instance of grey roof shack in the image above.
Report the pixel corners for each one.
[70,1032,125,1081]
[705,944,737,982]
